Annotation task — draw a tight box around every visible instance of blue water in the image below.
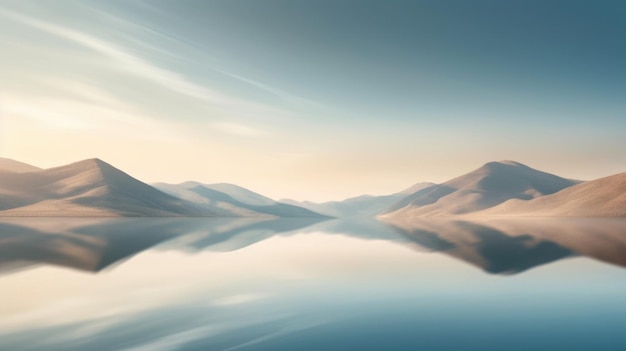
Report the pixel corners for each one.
[0,218,625,350]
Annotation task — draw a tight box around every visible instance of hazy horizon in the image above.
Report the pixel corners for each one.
[2,0,625,201]
[0,156,612,203]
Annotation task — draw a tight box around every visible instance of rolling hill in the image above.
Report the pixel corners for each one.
[0,158,41,173]
[0,158,210,217]
[154,182,326,217]
[381,161,579,217]
[478,172,626,217]
[281,182,434,217]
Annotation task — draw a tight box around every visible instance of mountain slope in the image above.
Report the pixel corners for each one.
[479,172,626,217]
[281,182,434,217]
[154,182,326,217]
[0,158,41,173]
[381,161,579,217]
[201,183,276,206]
[0,159,210,217]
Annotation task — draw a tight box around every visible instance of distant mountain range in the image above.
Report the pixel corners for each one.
[280,182,434,217]
[153,181,323,217]
[0,157,624,217]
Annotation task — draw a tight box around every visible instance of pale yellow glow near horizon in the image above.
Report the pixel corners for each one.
[4,109,626,203]
[3,97,626,202]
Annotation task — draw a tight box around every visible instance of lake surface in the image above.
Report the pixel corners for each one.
[1,217,625,350]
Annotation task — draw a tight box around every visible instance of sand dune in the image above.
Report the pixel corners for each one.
[0,159,210,217]
[478,172,626,217]
[154,182,326,217]
[381,161,578,217]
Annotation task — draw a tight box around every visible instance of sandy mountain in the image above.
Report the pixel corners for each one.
[398,182,437,195]
[0,158,41,173]
[381,161,578,217]
[154,182,326,217]
[479,172,626,217]
[0,159,210,217]
[281,182,434,217]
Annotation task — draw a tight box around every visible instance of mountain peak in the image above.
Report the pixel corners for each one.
[51,158,118,176]
[40,158,134,187]
[180,181,203,188]
[482,160,529,170]
[69,158,107,167]
[383,160,578,217]
[498,160,525,166]
[206,183,248,191]
[0,157,210,217]
[80,158,108,166]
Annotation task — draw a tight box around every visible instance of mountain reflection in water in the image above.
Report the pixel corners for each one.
[0,217,625,275]
[1,218,626,351]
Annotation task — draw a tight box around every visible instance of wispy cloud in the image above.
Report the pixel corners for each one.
[0,9,275,113]
[211,292,270,306]
[3,77,187,142]
[218,70,324,108]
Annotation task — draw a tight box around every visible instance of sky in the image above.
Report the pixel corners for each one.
[1,0,625,201]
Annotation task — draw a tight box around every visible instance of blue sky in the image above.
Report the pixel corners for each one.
[1,0,625,201]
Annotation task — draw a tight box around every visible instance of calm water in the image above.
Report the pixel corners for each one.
[1,217,625,350]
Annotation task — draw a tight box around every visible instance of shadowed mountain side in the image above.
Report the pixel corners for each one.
[0,217,326,274]
[200,183,277,206]
[476,172,626,217]
[154,182,327,218]
[0,222,108,273]
[0,159,211,217]
[383,219,575,274]
[281,182,434,217]
[381,161,579,217]
[473,219,626,269]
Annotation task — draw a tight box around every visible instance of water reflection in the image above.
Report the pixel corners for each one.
[0,217,625,275]
[1,218,626,350]
[385,220,574,274]
[384,218,626,273]
[0,218,324,274]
